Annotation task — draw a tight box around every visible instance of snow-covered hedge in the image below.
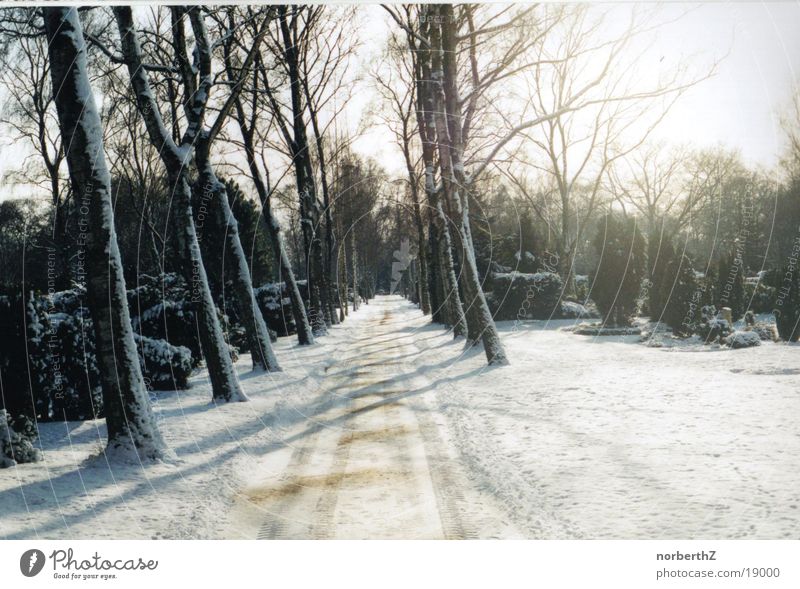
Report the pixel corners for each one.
[1,410,42,468]
[1,284,198,422]
[560,301,596,319]
[0,293,54,419]
[486,271,563,320]
[129,274,203,366]
[51,309,103,421]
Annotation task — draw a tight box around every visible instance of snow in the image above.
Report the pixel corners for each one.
[2,297,798,539]
[725,330,762,349]
[404,302,800,538]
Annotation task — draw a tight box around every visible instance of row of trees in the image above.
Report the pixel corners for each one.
[0,5,394,462]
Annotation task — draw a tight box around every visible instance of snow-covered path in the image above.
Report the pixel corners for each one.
[2,295,797,540]
[222,300,517,539]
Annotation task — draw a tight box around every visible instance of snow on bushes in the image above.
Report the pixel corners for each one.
[724,331,762,349]
[255,280,309,336]
[129,273,202,365]
[486,271,563,320]
[135,334,193,390]
[0,282,199,422]
[129,273,239,364]
[0,292,54,419]
[1,410,42,468]
[51,309,103,420]
[560,301,595,319]
[695,305,733,343]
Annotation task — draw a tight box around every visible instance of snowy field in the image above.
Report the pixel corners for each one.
[1,296,798,539]
[408,304,800,539]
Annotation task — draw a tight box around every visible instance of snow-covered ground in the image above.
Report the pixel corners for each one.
[407,303,800,539]
[1,296,798,539]
[0,309,371,539]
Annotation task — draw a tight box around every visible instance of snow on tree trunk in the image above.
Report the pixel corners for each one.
[172,173,248,401]
[114,6,246,401]
[279,7,330,334]
[410,182,432,315]
[44,7,171,460]
[439,4,508,365]
[409,10,461,329]
[427,218,444,323]
[351,232,359,312]
[436,202,468,337]
[196,134,280,372]
[232,110,314,346]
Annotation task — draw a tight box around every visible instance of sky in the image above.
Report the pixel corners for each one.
[645,1,800,170]
[352,2,800,176]
[1,2,799,200]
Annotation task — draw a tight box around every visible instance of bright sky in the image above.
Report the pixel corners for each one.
[1,2,798,199]
[352,1,800,175]
[645,1,800,169]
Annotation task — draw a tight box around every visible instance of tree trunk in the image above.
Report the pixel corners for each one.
[227,72,314,347]
[279,7,329,335]
[439,4,508,365]
[114,6,246,401]
[410,7,465,332]
[195,135,280,371]
[45,7,169,460]
[351,231,359,312]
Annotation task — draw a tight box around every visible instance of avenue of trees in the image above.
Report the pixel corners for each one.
[0,4,798,463]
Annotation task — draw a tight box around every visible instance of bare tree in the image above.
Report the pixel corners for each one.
[259,4,331,335]
[222,10,314,346]
[44,6,168,460]
[372,33,431,315]
[114,6,245,402]
[0,12,68,285]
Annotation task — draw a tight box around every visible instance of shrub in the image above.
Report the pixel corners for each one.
[487,271,563,320]
[128,274,204,365]
[135,334,193,391]
[725,331,761,349]
[0,292,54,420]
[51,310,104,421]
[695,305,732,343]
[1,410,42,467]
[590,214,646,326]
[647,234,676,319]
[255,281,308,336]
[744,282,775,314]
[662,254,702,336]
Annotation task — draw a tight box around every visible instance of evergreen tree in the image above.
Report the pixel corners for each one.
[591,214,646,327]
[662,253,701,336]
[774,265,800,342]
[715,250,746,322]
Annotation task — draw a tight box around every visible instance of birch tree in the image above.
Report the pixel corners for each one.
[44,6,168,460]
[114,6,245,402]
[222,11,314,346]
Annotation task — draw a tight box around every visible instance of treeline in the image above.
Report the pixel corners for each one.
[0,5,397,463]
